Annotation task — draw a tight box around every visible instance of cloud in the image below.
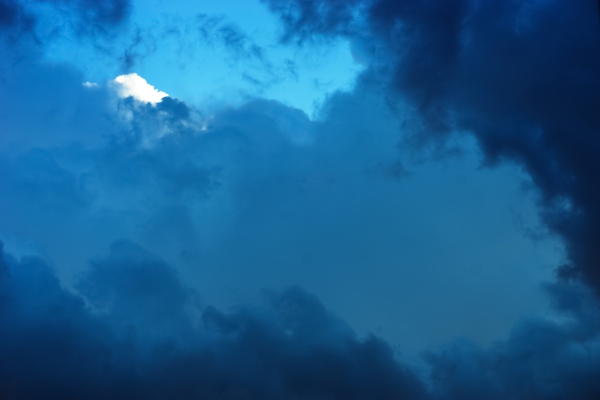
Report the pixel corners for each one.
[0,242,428,399]
[248,3,600,396]
[425,280,600,400]
[0,27,561,356]
[2,240,600,399]
[0,0,33,31]
[3,1,600,398]
[113,73,168,104]
[0,39,120,152]
[264,0,600,295]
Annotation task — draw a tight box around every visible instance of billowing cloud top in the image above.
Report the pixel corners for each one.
[113,73,169,104]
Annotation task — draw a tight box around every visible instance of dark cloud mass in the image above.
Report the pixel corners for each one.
[0,242,428,399]
[0,1,24,28]
[265,0,600,397]
[2,0,600,399]
[1,242,600,399]
[265,0,600,292]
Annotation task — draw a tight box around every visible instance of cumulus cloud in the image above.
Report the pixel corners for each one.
[0,9,562,356]
[264,0,600,294]
[0,242,428,399]
[113,73,169,104]
[1,239,600,399]
[2,0,600,399]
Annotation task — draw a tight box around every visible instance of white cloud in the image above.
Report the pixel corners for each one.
[113,73,168,104]
[83,82,98,88]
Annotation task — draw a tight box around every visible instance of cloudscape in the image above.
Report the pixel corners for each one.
[1,0,600,398]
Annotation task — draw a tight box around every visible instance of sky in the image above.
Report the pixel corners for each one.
[0,0,599,399]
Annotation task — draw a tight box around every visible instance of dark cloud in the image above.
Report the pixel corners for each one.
[0,242,428,399]
[0,0,34,31]
[258,2,600,397]
[0,32,558,354]
[0,0,20,28]
[3,1,600,398]
[265,0,600,294]
[425,281,600,400]
[1,241,600,399]
[0,42,118,151]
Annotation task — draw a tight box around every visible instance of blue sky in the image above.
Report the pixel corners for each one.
[1,0,600,398]
[41,0,362,116]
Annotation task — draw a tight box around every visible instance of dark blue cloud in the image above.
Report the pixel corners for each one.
[0,27,560,354]
[0,0,34,31]
[264,0,600,293]
[425,282,600,400]
[1,240,600,399]
[3,0,600,398]
[0,242,428,399]
[257,0,600,398]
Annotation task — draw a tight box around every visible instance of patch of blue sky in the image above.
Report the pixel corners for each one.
[40,0,362,117]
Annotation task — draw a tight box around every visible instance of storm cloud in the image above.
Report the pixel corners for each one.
[2,0,600,399]
[0,241,429,399]
[263,0,600,291]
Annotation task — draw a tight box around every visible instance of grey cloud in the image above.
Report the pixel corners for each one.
[3,1,597,398]
[264,0,600,294]
[0,242,429,399]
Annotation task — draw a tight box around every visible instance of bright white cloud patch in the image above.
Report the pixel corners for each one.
[113,73,168,104]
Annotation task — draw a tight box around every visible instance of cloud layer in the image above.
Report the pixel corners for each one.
[0,241,429,399]
[1,0,600,399]
[264,0,600,292]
